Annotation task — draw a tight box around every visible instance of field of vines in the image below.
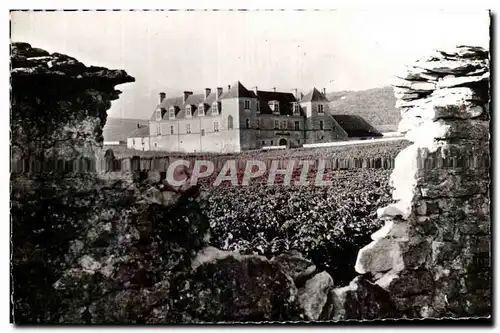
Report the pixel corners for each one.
[197,140,411,285]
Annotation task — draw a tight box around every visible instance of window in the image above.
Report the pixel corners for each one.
[141,137,145,144]
[198,104,205,116]
[245,118,250,129]
[274,120,279,129]
[318,104,324,114]
[214,121,219,132]
[156,109,162,121]
[228,115,234,129]
[262,140,265,145]
[170,126,174,135]
[293,103,300,115]
[256,101,260,112]
[169,107,175,119]
[270,101,280,114]
[256,119,260,129]
[270,140,273,145]
[132,138,135,145]
[186,124,191,134]
[157,124,161,136]
[154,142,157,147]
[244,100,251,110]
[320,120,324,130]
[186,105,192,118]
[294,121,300,131]
[281,121,287,130]
[212,102,219,115]
[201,129,205,136]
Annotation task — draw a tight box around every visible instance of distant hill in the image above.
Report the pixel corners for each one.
[327,86,400,132]
[103,117,149,142]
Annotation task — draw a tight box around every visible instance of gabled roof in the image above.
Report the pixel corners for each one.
[255,90,302,116]
[301,88,329,102]
[221,81,255,99]
[151,91,223,120]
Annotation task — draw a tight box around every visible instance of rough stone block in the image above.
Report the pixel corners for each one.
[431,241,461,265]
[298,272,334,321]
[355,238,405,274]
[380,270,434,297]
[327,276,396,320]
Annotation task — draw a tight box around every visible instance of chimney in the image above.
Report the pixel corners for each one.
[137,123,141,129]
[299,92,303,100]
[253,86,258,95]
[183,91,193,104]
[216,87,223,100]
[159,92,166,104]
[293,88,298,100]
[273,87,276,92]
[228,84,231,91]
[204,88,211,100]
[322,88,326,96]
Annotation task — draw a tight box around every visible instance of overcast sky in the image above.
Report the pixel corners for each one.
[11,10,490,119]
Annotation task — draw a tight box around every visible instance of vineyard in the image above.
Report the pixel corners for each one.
[189,140,411,285]
[205,169,393,285]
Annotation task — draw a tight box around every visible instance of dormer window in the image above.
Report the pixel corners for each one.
[198,104,205,116]
[186,105,192,118]
[269,101,280,114]
[256,101,260,113]
[293,103,300,115]
[244,100,251,110]
[318,104,324,114]
[169,107,175,119]
[212,102,220,115]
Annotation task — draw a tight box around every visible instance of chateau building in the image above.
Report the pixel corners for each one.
[134,81,350,153]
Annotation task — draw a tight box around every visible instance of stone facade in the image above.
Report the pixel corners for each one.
[352,45,491,318]
[144,82,349,153]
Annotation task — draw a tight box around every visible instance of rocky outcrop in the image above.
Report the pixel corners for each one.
[11,42,135,160]
[352,45,491,318]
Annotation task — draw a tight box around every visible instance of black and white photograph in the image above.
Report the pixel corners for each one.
[8,6,492,325]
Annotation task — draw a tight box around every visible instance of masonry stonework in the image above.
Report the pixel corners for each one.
[351,45,491,318]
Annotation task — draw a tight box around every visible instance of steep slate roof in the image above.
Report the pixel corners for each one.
[149,81,308,120]
[129,125,150,138]
[221,81,255,99]
[151,91,222,120]
[331,115,383,138]
[255,90,302,116]
[301,87,329,103]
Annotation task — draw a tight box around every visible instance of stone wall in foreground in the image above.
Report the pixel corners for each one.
[352,45,491,318]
